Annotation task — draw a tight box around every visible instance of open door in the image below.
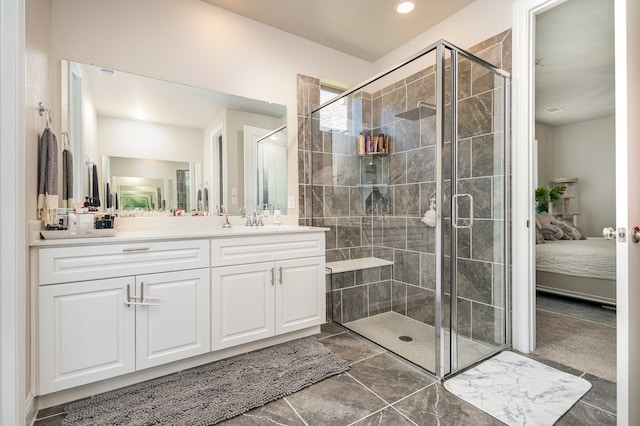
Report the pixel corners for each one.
[614,0,640,421]
[514,0,639,420]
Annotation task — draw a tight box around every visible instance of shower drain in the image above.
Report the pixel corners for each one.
[398,335,413,342]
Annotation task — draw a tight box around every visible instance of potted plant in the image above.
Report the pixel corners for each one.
[535,185,566,213]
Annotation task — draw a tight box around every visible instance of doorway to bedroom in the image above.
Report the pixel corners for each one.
[532,0,617,385]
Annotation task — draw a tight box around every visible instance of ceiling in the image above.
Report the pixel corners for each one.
[535,0,615,126]
[202,0,475,62]
[81,0,615,130]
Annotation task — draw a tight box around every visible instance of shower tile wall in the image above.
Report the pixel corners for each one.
[298,30,512,347]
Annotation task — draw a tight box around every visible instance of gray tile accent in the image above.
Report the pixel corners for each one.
[368,281,392,316]
[394,250,420,286]
[392,281,407,315]
[343,285,368,322]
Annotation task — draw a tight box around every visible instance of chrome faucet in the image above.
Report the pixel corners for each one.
[245,205,264,226]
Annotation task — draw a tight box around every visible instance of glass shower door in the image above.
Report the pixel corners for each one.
[447,51,510,374]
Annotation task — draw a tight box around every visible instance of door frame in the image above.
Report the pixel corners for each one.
[513,0,634,421]
[0,0,26,423]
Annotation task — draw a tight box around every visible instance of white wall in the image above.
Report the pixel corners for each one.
[49,0,374,215]
[534,122,554,186]
[97,116,203,163]
[538,115,616,236]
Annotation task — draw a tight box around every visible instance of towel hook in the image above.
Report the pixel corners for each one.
[62,132,70,150]
[39,102,52,129]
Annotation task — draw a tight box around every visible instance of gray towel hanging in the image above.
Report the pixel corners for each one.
[37,127,59,224]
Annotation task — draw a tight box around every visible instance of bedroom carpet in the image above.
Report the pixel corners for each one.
[62,337,350,425]
[535,309,616,382]
[537,293,616,327]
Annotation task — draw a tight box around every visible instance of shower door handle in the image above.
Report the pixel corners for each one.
[452,193,474,229]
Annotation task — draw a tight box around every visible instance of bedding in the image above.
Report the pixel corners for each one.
[535,237,616,281]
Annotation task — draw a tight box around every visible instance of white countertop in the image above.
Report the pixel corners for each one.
[30,216,328,247]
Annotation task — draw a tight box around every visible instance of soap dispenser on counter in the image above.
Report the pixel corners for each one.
[273,204,281,225]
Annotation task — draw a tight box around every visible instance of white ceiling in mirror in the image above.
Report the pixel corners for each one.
[535,0,614,126]
[79,62,286,129]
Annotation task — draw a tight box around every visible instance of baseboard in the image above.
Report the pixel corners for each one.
[24,392,36,426]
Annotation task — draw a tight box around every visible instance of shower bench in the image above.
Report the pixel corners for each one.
[326,257,394,324]
[326,257,393,275]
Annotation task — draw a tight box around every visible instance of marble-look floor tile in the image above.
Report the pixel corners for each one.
[394,383,502,425]
[580,373,616,414]
[316,321,347,339]
[556,401,616,425]
[444,351,591,425]
[352,407,415,425]
[34,404,66,420]
[221,398,304,425]
[33,414,64,426]
[285,374,386,425]
[349,352,436,404]
[319,332,385,363]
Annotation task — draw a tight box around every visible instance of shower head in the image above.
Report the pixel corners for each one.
[395,101,436,121]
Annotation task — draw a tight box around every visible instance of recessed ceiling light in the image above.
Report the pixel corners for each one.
[545,106,564,113]
[395,0,416,14]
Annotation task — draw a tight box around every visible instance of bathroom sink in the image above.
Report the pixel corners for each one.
[217,225,309,233]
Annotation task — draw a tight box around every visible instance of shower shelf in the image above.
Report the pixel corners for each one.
[358,152,388,157]
[357,184,388,188]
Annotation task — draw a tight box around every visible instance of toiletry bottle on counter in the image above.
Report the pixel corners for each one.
[66,210,77,231]
[273,204,281,225]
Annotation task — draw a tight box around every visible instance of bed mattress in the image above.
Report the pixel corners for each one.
[535,237,616,281]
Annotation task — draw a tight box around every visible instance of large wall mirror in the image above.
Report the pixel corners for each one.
[61,60,287,215]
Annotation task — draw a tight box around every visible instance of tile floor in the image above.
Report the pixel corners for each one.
[34,319,616,425]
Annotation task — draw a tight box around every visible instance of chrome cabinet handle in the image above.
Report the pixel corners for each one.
[124,283,142,306]
[122,247,150,252]
[123,282,160,306]
[270,268,275,286]
[452,193,474,229]
[279,266,283,284]
[139,282,160,306]
[633,226,640,244]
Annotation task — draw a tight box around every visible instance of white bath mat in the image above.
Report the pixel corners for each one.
[444,351,591,425]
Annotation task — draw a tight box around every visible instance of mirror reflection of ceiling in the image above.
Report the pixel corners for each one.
[201,0,475,62]
[81,63,286,129]
[535,0,614,126]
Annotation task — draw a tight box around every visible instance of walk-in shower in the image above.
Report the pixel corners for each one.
[310,40,510,378]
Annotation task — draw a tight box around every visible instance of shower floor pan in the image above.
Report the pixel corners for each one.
[344,311,494,373]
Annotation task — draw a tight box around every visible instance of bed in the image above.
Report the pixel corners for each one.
[535,237,616,306]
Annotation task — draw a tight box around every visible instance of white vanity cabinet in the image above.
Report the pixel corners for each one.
[211,233,325,351]
[33,228,327,400]
[39,277,136,394]
[36,239,210,395]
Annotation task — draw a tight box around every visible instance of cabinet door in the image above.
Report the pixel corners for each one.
[211,262,275,350]
[276,256,326,334]
[39,277,135,395]
[135,269,210,370]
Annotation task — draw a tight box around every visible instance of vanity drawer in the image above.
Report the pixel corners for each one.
[211,233,325,267]
[38,239,210,285]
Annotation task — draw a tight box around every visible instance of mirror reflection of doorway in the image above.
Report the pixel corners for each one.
[533,0,616,384]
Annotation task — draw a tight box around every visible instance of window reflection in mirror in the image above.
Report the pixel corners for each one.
[62,60,286,215]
